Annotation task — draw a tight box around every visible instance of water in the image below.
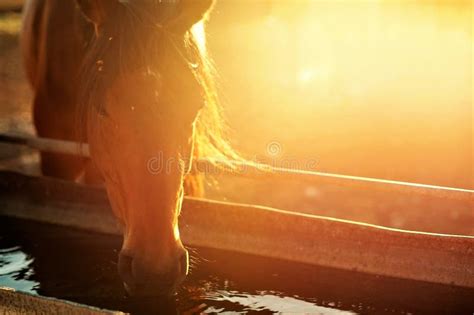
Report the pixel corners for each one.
[0,246,38,293]
[0,218,473,314]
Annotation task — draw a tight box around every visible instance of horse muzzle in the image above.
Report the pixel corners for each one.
[118,249,189,297]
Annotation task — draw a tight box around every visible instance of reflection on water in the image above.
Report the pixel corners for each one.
[201,290,355,314]
[0,245,38,294]
[0,218,473,314]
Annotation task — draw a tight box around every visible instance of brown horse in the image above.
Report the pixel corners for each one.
[21,0,237,296]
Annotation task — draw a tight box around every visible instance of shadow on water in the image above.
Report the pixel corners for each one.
[0,217,473,314]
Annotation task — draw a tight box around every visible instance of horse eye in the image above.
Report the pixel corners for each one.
[95,104,109,117]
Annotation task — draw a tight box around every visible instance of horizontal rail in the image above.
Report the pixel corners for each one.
[0,133,90,156]
[1,133,473,201]
[0,0,23,11]
[0,170,473,288]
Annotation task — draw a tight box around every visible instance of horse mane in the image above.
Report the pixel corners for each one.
[77,1,240,194]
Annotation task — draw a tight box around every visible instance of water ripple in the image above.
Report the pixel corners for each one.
[0,246,39,294]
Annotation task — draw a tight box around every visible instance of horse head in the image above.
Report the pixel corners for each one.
[76,0,216,296]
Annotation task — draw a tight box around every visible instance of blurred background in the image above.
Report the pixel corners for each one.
[207,0,472,188]
[0,0,472,234]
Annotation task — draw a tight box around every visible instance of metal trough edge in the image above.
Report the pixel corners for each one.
[0,171,473,289]
[0,287,125,314]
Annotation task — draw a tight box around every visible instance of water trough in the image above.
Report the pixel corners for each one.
[0,133,473,314]
[0,170,473,289]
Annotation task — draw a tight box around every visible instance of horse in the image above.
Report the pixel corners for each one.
[21,0,237,296]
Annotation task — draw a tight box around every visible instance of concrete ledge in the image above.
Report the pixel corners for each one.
[0,287,125,315]
[0,171,473,288]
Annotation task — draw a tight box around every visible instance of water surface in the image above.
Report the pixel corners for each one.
[0,218,472,314]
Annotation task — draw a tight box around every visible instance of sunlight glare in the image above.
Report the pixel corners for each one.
[191,21,207,54]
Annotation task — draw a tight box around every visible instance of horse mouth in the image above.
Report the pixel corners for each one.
[119,253,187,297]
[122,278,182,297]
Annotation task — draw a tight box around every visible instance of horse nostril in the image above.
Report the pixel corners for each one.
[118,253,134,288]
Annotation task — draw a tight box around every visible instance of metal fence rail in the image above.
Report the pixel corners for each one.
[1,133,472,202]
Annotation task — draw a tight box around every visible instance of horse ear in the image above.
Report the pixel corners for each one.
[167,0,215,33]
[76,0,118,27]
